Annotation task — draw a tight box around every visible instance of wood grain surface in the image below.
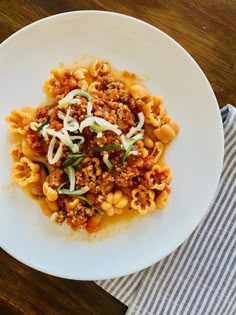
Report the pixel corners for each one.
[0,1,235,314]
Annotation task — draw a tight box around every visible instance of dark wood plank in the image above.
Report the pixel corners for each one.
[0,0,235,314]
[0,249,127,315]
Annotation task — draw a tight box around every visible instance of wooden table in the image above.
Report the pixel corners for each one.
[0,1,235,314]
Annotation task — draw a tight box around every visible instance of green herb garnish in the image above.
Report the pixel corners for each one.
[93,144,123,152]
[62,154,85,168]
[37,121,49,132]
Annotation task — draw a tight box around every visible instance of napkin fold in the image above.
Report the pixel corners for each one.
[96,105,236,315]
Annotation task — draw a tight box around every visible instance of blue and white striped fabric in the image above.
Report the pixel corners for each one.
[96,105,236,315]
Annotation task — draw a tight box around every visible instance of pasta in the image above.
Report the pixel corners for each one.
[101,190,129,216]
[6,59,179,233]
[12,157,40,187]
[131,185,156,215]
[6,110,31,135]
[155,190,169,209]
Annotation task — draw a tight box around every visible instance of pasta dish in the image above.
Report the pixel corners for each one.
[6,59,179,233]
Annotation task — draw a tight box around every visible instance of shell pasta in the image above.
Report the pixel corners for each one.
[6,59,179,233]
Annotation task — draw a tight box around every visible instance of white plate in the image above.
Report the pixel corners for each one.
[0,11,224,280]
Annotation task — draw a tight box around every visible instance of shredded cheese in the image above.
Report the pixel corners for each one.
[126,112,145,138]
[58,89,91,108]
[47,137,63,164]
[120,135,129,150]
[79,116,122,136]
[65,166,75,191]
[103,153,113,170]
[87,101,93,115]
[63,109,79,132]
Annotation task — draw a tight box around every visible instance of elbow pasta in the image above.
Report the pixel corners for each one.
[43,182,58,201]
[88,81,102,94]
[6,58,179,233]
[142,98,166,127]
[155,190,169,209]
[78,79,89,91]
[89,59,111,77]
[153,116,179,144]
[153,141,164,162]
[129,84,150,99]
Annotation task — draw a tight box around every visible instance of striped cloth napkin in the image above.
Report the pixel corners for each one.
[96,104,236,315]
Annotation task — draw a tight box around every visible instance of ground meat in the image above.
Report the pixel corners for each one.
[49,106,59,123]
[76,163,99,193]
[46,169,64,187]
[55,210,66,224]
[128,98,145,114]
[66,203,95,228]
[96,172,115,195]
[113,166,140,188]
[106,80,125,90]
[116,104,135,128]
[101,74,115,86]
[92,97,104,107]
[143,156,156,170]
[118,90,130,103]
[56,199,95,228]
[26,132,48,155]
[36,106,50,119]
[103,88,120,102]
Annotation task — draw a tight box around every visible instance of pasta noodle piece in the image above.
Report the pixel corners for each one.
[135,140,149,158]
[99,61,111,74]
[45,198,59,212]
[131,185,156,215]
[145,165,172,190]
[12,157,40,187]
[43,182,58,201]
[88,81,102,95]
[51,68,66,80]
[65,198,80,211]
[22,138,38,156]
[101,190,129,216]
[129,84,150,99]
[144,134,155,148]
[50,211,59,223]
[152,141,164,162]
[67,77,78,89]
[78,79,88,91]
[89,59,102,77]
[6,110,32,135]
[73,67,88,80]
[143,97,166,127]
[167,117,180,134]
[155,190,169,209]
[89,59,111,77]
[154,117,179,144]
[11,144,23,161]
[153,124,176,143]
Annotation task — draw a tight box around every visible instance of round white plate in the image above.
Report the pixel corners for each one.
[0,11,224,280]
